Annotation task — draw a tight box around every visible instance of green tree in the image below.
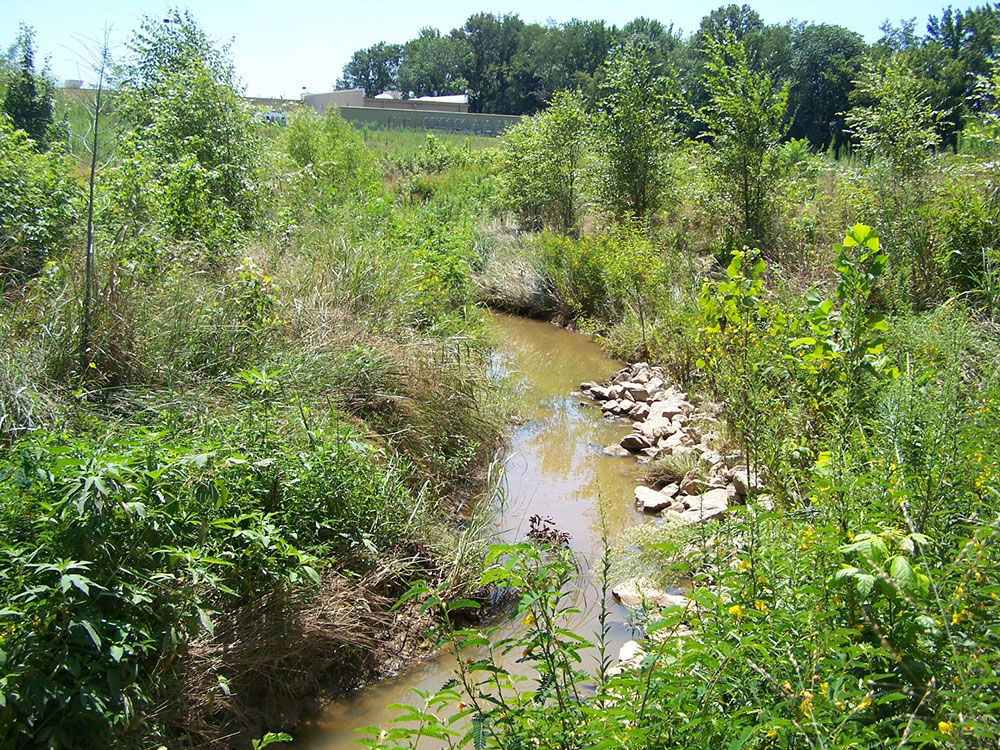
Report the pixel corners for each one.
[497,89,588,232]
[787,23,867,154]
[338,41,403,97]
[593,44,680,221]
[846,55,940,185]
[529,19,615,103]
[846,55,941,307]
[2,24,54,151]
[457,13,528,114]
[700,32,789,250]
[396,27,468,98]
[110,9,261,247]
[0,117,79,285]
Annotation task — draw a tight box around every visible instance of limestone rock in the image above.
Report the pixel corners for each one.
[630,403,650,420]
[679,470,704,496]
[636,417,676,440]
[621,381,650,402]
[589,385,611,401]
[635,485,672,513]
[612,577,689,609]
[732,467,761,497]
[621,432,652,452]
[671,488,730,524]
[603,444,632,458]
[618,640,646,668]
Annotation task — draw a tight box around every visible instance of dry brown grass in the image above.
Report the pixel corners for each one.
[152,561,435,749]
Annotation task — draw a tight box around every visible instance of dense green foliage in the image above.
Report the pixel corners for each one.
[0,118,80,288]
[2,25,55,151]
[336,1,1000,156]
[0,12,506,748]
[5,3,1000,749]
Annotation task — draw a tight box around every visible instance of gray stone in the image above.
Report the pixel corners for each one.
[621,432,653,452]
[589,385,611,401]
[732,467,761,497]
[679,470,704,496]
[603,444,632,458]
[601,399,621,412]
[648,398,688,421]
[630,403,650,420]
[722,452,742,469]
[636,417,676,440]
[670,488,730,524]
[612,577,689,609]
[635,486,672,512]
[618,640,646,668]
[621,381,650,402]
[580,381,598,393]
[660,430,687,452]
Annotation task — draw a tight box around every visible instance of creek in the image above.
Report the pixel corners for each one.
[291,312,654,749]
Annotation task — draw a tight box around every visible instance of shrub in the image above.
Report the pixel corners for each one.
[592,44,680,221]
[109,9,262,257]
[700,32,789,253]
[496,90,588,232]
[0,118,80,289]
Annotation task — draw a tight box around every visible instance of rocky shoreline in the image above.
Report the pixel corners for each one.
[581,360,763,525]
[579,360,768,673]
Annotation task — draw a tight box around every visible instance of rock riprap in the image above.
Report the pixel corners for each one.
[583,361,762,525]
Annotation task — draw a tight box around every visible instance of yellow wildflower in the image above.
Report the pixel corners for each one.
[939,721,953,735]
[729,604,743,618]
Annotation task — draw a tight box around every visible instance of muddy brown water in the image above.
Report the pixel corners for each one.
[291,312,654,749]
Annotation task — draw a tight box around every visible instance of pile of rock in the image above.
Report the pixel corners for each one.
[582,361,761,526]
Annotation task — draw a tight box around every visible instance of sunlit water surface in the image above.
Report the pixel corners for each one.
[291,312,651,749]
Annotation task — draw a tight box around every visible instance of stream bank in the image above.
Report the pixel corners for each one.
[290,313,659,748]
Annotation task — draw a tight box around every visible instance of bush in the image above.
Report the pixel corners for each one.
[496,90,588,232]
[0,118,80,289]
[109,9,262,259]
[935,178,1000,315]
[282,108,383,215]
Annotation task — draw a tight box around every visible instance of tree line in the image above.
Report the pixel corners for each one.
[339,2,1000,153]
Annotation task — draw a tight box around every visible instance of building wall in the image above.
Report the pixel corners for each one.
[337,107,522,135]
[301,89,365,113]
[361,97,469,113]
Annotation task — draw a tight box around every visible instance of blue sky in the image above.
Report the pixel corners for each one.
[3,0,955,98]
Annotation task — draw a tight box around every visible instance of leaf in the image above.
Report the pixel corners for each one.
[472,714,489,750]
[252,733,293,749]
[855,574,876,596]
[76,619,102,649]
[726,725,754,750]
[196,607,215,637]
[110,645,124,663]
[888,556,914,588]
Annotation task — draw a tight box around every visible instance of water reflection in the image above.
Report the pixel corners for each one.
[292,313,647,749]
